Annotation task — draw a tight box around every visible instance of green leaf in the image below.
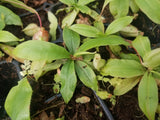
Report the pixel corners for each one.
[1,0,37,14]
[77,0,95,5]
[119,53,140,62]
[70,24,101,37]
[63,27,80,54]
[0,31,24,42]
[60,60,77,103]
[130,0,139,13]
[76,35,130,53]
[0,17,5,30]
[113,77,140,95]
[101,59,146,78]
[5,77,32,120]
[132,36,151,58]
[76,5,91,14]
[143,48,160,68]
[59,0,76,5]
[151,71,160,80]
[105,16,133,35]
[94,21,105,33]
[62,9,79,28]
[135,0,160,24]
[109,0,129,18]
[48,11,58,41]
[13,40,71,61]
[89,9,104,21]
[0,5,22,26]
[138,72,158,120]
[75,61,98,91]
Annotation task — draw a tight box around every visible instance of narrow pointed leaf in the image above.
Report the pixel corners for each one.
[130,0,139,13]
[135,0,160,24]
[114,77,140,95]
[143,48,160,68]
[60,0,76,5]
[60,60,77,103]
[102,0,113,13]
[0,5,22,26]
[105,16,133,35]
[132,36,151,58]
[70,24,101,37]
[0,31,24,42]
[48,11,58,41]
[63,27,80,54]
[101,59,146,78]
[77,5,91,14]
[13,40,71,61]
[138,72,158,120]
[75,61,98,91]
[5,77,32,120]
[78,0,95,5]
[109,0,129,18]
[62,9,78,28]
[76,35,130,53]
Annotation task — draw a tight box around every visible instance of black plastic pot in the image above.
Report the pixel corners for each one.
[0,60,22,119]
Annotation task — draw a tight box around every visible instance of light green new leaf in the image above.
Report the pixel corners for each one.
[138,72,158,120]
[48,11,58,41]
[113,77,140,96]
[13,40,71,61]
[60,0,76,5]
[143,48,160,69]
[105,16,133,35]
[94,21,105,33]
[109,0,129,18]
[76,35,129,53]
[135,0,160,24]
[63,27,80,54]
[101,59,146,78]
[0,5,22,26]
[130,0,139,13]
[0,31,24,42]
[62,9,79,28]
[132,36,151,58]
[75,61,98,91]
[70,24,101,37]
[78,0,95,5]
[60,60,77,103]
[5,77,32,120]
[1,0,37,14]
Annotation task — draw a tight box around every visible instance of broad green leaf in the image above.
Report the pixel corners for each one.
[135,0,160,24]
[70,24,101,37]
[102,0,113,13]
[13,40,71,61]
[59,0,76,5]
[1,0,37,14]
[60,60,77,103]
[89,9,105,21]
[143,48,160,69]
[119,53,140,62]
[76,35,130,53]
[101,59,146,78]
[105,16,133,35]
[138,72,158,120]
[5,77,32,120]
[132,36,151,58]
[76,5,91,14]
[48,11,58,41]
[63,27,80,54]
[77,0,95,5]
[151,71,160,80]
[109,0,129,18]
[113,77,140,95]
[0,18,5,30]
[94,21,104,33]
[130,0,139,13]
[75,61,98,91]
[0,31,24,42]
[62,9,78,28]
[0,5,22,26]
